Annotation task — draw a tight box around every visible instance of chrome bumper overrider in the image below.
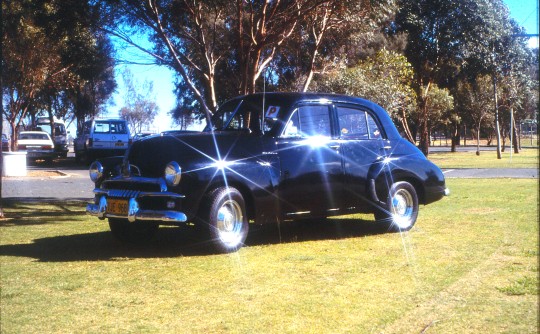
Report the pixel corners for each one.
[444,187,451,196]
[86,188,188,224]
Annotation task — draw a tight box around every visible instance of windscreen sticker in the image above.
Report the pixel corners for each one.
[265,106,280,119]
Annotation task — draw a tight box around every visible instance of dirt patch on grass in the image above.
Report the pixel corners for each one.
[26,170,67,178]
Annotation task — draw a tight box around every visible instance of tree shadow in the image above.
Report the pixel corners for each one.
[1,198,88,226]
[0,216,395,262]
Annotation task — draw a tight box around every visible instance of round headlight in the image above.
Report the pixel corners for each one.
[164,161,182,186]
[89,161,103,183]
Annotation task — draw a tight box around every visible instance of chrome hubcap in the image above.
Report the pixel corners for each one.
[216,200,244,245]
[391,189,414,229]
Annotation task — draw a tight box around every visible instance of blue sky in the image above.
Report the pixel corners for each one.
[106,1,539,132]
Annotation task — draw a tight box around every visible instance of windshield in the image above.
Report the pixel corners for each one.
[205,97,282,134]
[206,100,243,131]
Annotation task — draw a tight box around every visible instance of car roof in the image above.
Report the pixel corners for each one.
[233,92,374,104]
[222,92,401,139]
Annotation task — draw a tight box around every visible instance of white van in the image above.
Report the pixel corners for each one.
[35,117,68,158]
[75,119,131,163]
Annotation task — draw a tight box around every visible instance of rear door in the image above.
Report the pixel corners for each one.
[276,104,343,218]
[93,120,129,149]
[92,121,112,149]
[336,104,389,210]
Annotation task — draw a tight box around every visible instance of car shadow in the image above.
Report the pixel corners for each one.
[0,215,395,262]
[1,199,397,261]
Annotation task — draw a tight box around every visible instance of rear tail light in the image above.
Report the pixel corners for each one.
[19,145,26,150]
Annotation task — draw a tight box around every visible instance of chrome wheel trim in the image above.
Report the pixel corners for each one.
[216,199,244,246]
[390,188,415,229]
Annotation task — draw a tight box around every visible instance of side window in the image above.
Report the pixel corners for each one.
[298,105,331,137]
[337,106,382,140]
[366,113,382,139]
[283,111,300,137]
[110,122,128,134]
[337,107,368,139]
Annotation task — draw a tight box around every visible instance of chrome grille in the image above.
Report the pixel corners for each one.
[107,189,141,198]
[102,177,166,193]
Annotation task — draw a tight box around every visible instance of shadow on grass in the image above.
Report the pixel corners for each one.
[1,198,88,226]
[1,199,393,261]
[0,220,393,262]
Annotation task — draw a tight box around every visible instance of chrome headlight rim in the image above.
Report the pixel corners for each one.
[89,161,104,183]
[164,161,182,187]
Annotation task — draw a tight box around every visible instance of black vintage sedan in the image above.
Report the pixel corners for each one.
[87,93,449,252]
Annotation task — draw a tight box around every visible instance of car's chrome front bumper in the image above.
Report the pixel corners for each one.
[86,189,188,224]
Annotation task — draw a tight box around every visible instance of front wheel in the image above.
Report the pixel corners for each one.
[108,218,158,243]
[374,181,419,231]
[198,187,249,253]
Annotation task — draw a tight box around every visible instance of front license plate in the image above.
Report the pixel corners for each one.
[107,198,128,216]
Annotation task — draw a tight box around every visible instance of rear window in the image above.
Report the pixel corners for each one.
[19,133,49,140]
[94,121,128,134]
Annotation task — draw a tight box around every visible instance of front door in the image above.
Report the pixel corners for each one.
[277,104,343,218]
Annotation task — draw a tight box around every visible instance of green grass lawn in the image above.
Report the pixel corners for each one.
[1,179,538,333]
[429,148,539,169]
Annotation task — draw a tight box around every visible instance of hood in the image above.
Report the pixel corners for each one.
[127,131,266,178]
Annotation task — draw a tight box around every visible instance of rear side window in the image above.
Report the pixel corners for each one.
[337,106,382,140]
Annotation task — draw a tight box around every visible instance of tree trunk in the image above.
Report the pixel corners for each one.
[451,122,459,153]
[492,74,502,159]
[512,115,519,154]
[475,126,481,156]
[418,96,430,156]
[400,108,415,144]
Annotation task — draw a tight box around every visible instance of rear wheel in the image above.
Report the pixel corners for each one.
[197,187,249,253]
[374,181,419,231]
[108,218,158,243]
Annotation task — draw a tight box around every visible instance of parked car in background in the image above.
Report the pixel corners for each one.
[18,131,55,162]
[74,119,131,163]
[87,93,449,253]
[35,117,69,158]
[132,132,155,141]
[2,133,10,152]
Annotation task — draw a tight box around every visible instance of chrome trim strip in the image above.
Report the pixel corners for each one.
[285,211,311,216]
[93,188,184,199]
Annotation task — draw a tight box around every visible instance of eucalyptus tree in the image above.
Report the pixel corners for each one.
[394,0,517,157]
[104,0,329,122]
[119,69,159,134]
[455,76,495,155]
[102,0,394,124]
[315,49,417,142]
[2,0,116,149]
